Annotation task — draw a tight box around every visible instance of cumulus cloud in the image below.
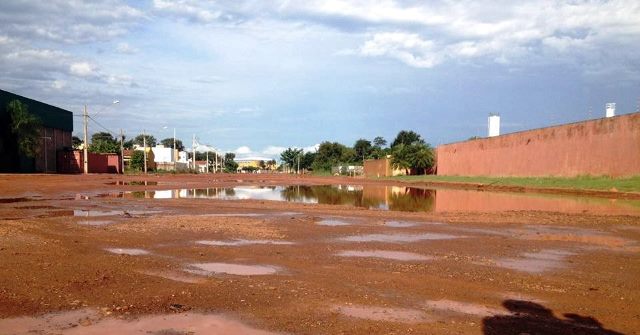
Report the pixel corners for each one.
[69,62,96,77]
[234,146,252,155]
[116,42,138,54]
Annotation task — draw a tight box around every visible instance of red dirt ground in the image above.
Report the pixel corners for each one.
[0,174,638,334]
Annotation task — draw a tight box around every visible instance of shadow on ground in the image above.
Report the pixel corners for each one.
[483,300,624,335]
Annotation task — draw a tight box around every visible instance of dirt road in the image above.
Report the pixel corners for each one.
[0,174,638,334]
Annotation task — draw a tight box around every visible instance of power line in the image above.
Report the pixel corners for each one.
[87,115,118,137]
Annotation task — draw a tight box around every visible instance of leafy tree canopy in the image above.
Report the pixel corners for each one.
[353,138,373,162]
[133,134,157,147]
[373,136,387,148]
[160,138,185,151]
[391,130,425,148]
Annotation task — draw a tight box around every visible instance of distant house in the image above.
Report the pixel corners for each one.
[0,89,73,173]
[363,157,407,178]
[236,156,275,173]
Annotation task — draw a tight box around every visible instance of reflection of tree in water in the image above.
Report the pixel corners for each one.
[388,187,435,212]
[280,185,375,208]
[224,188,235,197]
[483,300,623,335]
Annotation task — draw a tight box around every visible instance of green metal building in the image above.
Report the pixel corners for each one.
[0,89,73,173]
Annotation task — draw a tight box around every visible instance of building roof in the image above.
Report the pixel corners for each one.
[0,89,73,132]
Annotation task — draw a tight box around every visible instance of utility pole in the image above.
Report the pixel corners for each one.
[83,105,89,174]
[215,151,218,173]
[206,151,209,173]
[192,134,196,171]
[120,129,124,174]
[173,128,176,162]
[143,129,147,174]
[297,154,300,175]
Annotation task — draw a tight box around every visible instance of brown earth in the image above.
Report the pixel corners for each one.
[0,173,639,335]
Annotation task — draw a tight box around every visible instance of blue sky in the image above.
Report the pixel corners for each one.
[1,1,639,159]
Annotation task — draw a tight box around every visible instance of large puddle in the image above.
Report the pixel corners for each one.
[0,309,279,334]
[186,263,281,276]
[97,184,640,214]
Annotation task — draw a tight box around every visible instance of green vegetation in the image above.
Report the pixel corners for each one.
[386,175,640,193]
[160,138,184,151]
[129,150,145,171]
[224,152,238,173]
[7,100,42,158]
[89,131,119,153]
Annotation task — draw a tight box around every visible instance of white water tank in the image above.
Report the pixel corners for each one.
[605,103,616,118]
[488,113,500,137]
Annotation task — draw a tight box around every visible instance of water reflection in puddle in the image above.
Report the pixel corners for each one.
[334,305,428,323]
[0,309,280,335]
[495,249,574,273]
[197,239,294,246]
[337,250,434,261]
[338,233,458,243]
[187,263,281,276]
[318,218,351,226]
[73,209,160,217]
[94,183,640,215]
[140,270,206,284]
[384,221,419,228]
[105,248,150,256]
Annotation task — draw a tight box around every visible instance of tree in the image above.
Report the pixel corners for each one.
[413,145,435,174]
[90,131,118,153]
[391,143,413,175]
[391,130,424,147]
[130,150,145,171]
[123,139,134,149]
[160,138,184,151]
[133,134,156,147]
[301,151,316,171]
[280,147,303,172]
[72,136,82,149]
[312,141,351,171]
[373,136,387,148]
[8,100,41,158]
[353,138,373,162]
[224,152,238,173]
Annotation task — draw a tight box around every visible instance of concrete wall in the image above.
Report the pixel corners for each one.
[436,112,640,177]
[363,158,406,177]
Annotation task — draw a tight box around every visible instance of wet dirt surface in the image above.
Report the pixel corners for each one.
[0,174,639,335]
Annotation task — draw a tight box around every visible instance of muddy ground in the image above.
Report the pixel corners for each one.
[0,174,638,334]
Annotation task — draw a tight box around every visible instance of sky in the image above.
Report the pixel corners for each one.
[1,0,639,159]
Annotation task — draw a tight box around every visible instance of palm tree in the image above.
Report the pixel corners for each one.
[412,145,434,175]
[8,100,41,158]
[391,144,412,175]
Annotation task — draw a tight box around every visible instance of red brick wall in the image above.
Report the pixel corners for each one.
[436,113,640,177]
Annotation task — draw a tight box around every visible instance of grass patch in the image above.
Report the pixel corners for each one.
[382,175,640,193]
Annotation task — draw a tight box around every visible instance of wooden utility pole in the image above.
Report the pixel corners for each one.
[143,129,147,174]
[83,105,89,174]
[120,129,124,174]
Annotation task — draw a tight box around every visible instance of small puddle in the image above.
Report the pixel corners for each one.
[384,221,419,228]
[0,309,280,334]
[336,250,434,261]
[318,218,351,226]
[105,180,159,186]
[186,263,281,276]
[423,299,503,317]
[495,249,574,273]
[338,233,458,243]
[197,239,294,246]
[105,248,150,256]
[74,209,160,217]
[140,270,206,284]
[334,304,428,323]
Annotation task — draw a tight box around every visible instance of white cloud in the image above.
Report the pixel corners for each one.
[235,146,252,154]
[116,42,138,54]
[51,80,66,90]
[69,62,96,77]
[261,146,287,156]
[360,32,442,68]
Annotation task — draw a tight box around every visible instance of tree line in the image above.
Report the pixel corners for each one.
[280,130,435,175]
